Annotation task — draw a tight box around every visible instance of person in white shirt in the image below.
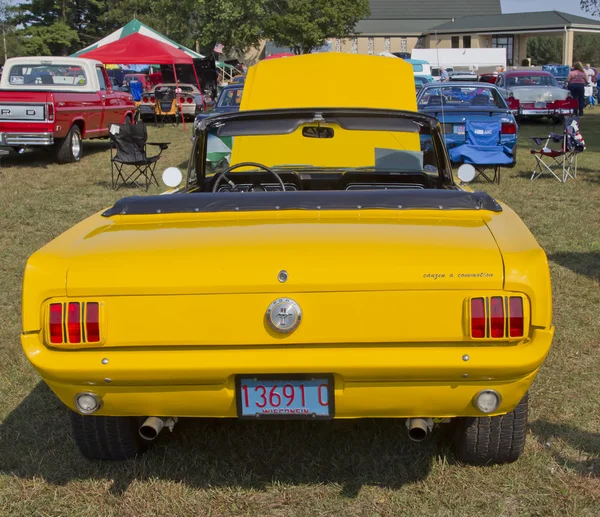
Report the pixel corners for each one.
[584,63,595,84]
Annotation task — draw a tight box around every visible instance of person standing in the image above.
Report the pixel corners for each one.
[440,67,449,82]
[567,62,587,116]
[584,63,595,84]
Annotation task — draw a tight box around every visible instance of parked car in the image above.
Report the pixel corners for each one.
[138,83,207,121]
[495,70,574,117]
[194,83,243,128]
[123,73,151,92]
[0,56,135,162]
[448,71,479,82]
[414,75,432,91]
[417,82,518,165]
[404,58,434,82]
[22,53,553,467]
[479,72,498,84]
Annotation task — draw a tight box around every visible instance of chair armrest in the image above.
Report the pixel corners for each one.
[147,142,170,150]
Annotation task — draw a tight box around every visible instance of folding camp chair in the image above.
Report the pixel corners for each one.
[109,123,169,191]
[448,120,514,184]
[154,87,181,127]
[530,117,585,182]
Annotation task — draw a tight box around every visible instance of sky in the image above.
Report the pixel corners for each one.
[501,0,597,18]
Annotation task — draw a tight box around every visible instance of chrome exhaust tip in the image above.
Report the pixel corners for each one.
[406,418,432,442]
[139,417,177,441]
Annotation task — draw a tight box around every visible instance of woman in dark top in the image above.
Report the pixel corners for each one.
[567,62,587,116]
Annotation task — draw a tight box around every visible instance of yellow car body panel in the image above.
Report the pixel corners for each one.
[20,53,553,423]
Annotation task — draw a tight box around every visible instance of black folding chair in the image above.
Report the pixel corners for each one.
[109,123,169,191]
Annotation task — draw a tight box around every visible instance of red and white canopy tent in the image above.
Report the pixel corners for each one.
[78,32,206,126]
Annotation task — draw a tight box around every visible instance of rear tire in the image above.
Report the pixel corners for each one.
[55,125,82,163]
[70,411,150,460]
[453,393,528,465]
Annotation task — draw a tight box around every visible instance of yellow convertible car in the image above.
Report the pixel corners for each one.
[21,54,553,465]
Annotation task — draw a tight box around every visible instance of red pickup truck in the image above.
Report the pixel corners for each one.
[0,57,135,163]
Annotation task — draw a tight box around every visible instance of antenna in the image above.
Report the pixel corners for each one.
[435,30,446,138]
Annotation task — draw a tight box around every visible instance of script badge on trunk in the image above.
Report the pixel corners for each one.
[266,298,302,333]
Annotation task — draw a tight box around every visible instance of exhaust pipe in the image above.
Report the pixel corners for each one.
[139,417,177,441]
[406,418,432,442]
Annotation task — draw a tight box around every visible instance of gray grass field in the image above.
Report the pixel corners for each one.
[0,115,598,516]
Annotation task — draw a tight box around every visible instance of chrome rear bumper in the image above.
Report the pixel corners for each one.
[1,132,54,146]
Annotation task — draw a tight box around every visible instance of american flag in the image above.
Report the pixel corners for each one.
[213,43,224,54]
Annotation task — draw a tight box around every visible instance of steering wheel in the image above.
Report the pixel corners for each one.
[212,161,286,192]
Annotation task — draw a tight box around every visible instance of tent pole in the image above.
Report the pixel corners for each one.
[191,63,207,111]
[173,61,186,132]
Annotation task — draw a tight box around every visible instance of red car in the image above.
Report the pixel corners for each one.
[495,70,575,117]
[0,57,135,162]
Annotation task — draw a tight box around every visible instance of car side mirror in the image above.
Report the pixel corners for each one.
[457,164,476,184]
[162,167,183,188]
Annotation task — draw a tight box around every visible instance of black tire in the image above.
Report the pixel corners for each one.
[453,393,528,465]
[55,124,82,163]
[70,411,150,460]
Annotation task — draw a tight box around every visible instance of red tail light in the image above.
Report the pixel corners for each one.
[471,298,486,338]
[490,297,505,338]
[143,96,149,103]
[509,297,524,337]
[86,302,100,343]
[186,97,193,104]
[49,303,63,344]
[67,302,81,343]
[501,122,517,134]
[47,103,55,122]
[150,96,155,102]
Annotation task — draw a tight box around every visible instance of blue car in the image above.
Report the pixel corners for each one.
[417,82,518,166]
[194,84,243,129]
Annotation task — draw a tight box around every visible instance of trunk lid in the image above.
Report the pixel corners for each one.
[66,211,503,296]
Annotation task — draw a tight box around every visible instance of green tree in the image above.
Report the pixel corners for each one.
[13,1,118,55]
[265,0,370,54]
[574,33,600,65]
[105,0,199,49]
[0,0,22,62]
[191,0,268,55]
[581,0,600,17]
[526,36,562,65]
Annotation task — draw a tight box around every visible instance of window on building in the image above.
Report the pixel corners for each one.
[451,36,459,48]
[492,35,514,66]
[463,36,471,48]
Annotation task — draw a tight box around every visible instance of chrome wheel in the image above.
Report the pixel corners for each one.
[71,131,81,160]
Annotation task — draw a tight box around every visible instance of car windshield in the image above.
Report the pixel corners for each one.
[506,75,558,87]
[418,86,507,109]
[194,110,447,187]
[8,64,87,86]
[218,88,243,107]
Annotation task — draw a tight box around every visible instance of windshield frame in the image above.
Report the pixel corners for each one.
[189,108,454,191]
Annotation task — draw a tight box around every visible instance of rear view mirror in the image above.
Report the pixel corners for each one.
[162,167,183,188]
[457,164,476,183]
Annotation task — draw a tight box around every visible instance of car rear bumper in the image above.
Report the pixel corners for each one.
[22,328,553,418]
[0,132,54,146]
[519,108,573,116]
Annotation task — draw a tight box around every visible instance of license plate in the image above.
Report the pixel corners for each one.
[534,101,546,108]
[237,375,334,419]
[454,124,465,135]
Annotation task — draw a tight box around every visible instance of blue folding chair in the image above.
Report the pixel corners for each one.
[129,81,143,102]
[448,120,514,184]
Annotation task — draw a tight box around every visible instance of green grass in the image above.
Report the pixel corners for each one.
[0,116,599,516]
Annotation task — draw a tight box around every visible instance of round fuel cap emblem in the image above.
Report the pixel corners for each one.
[266,298,302,333]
